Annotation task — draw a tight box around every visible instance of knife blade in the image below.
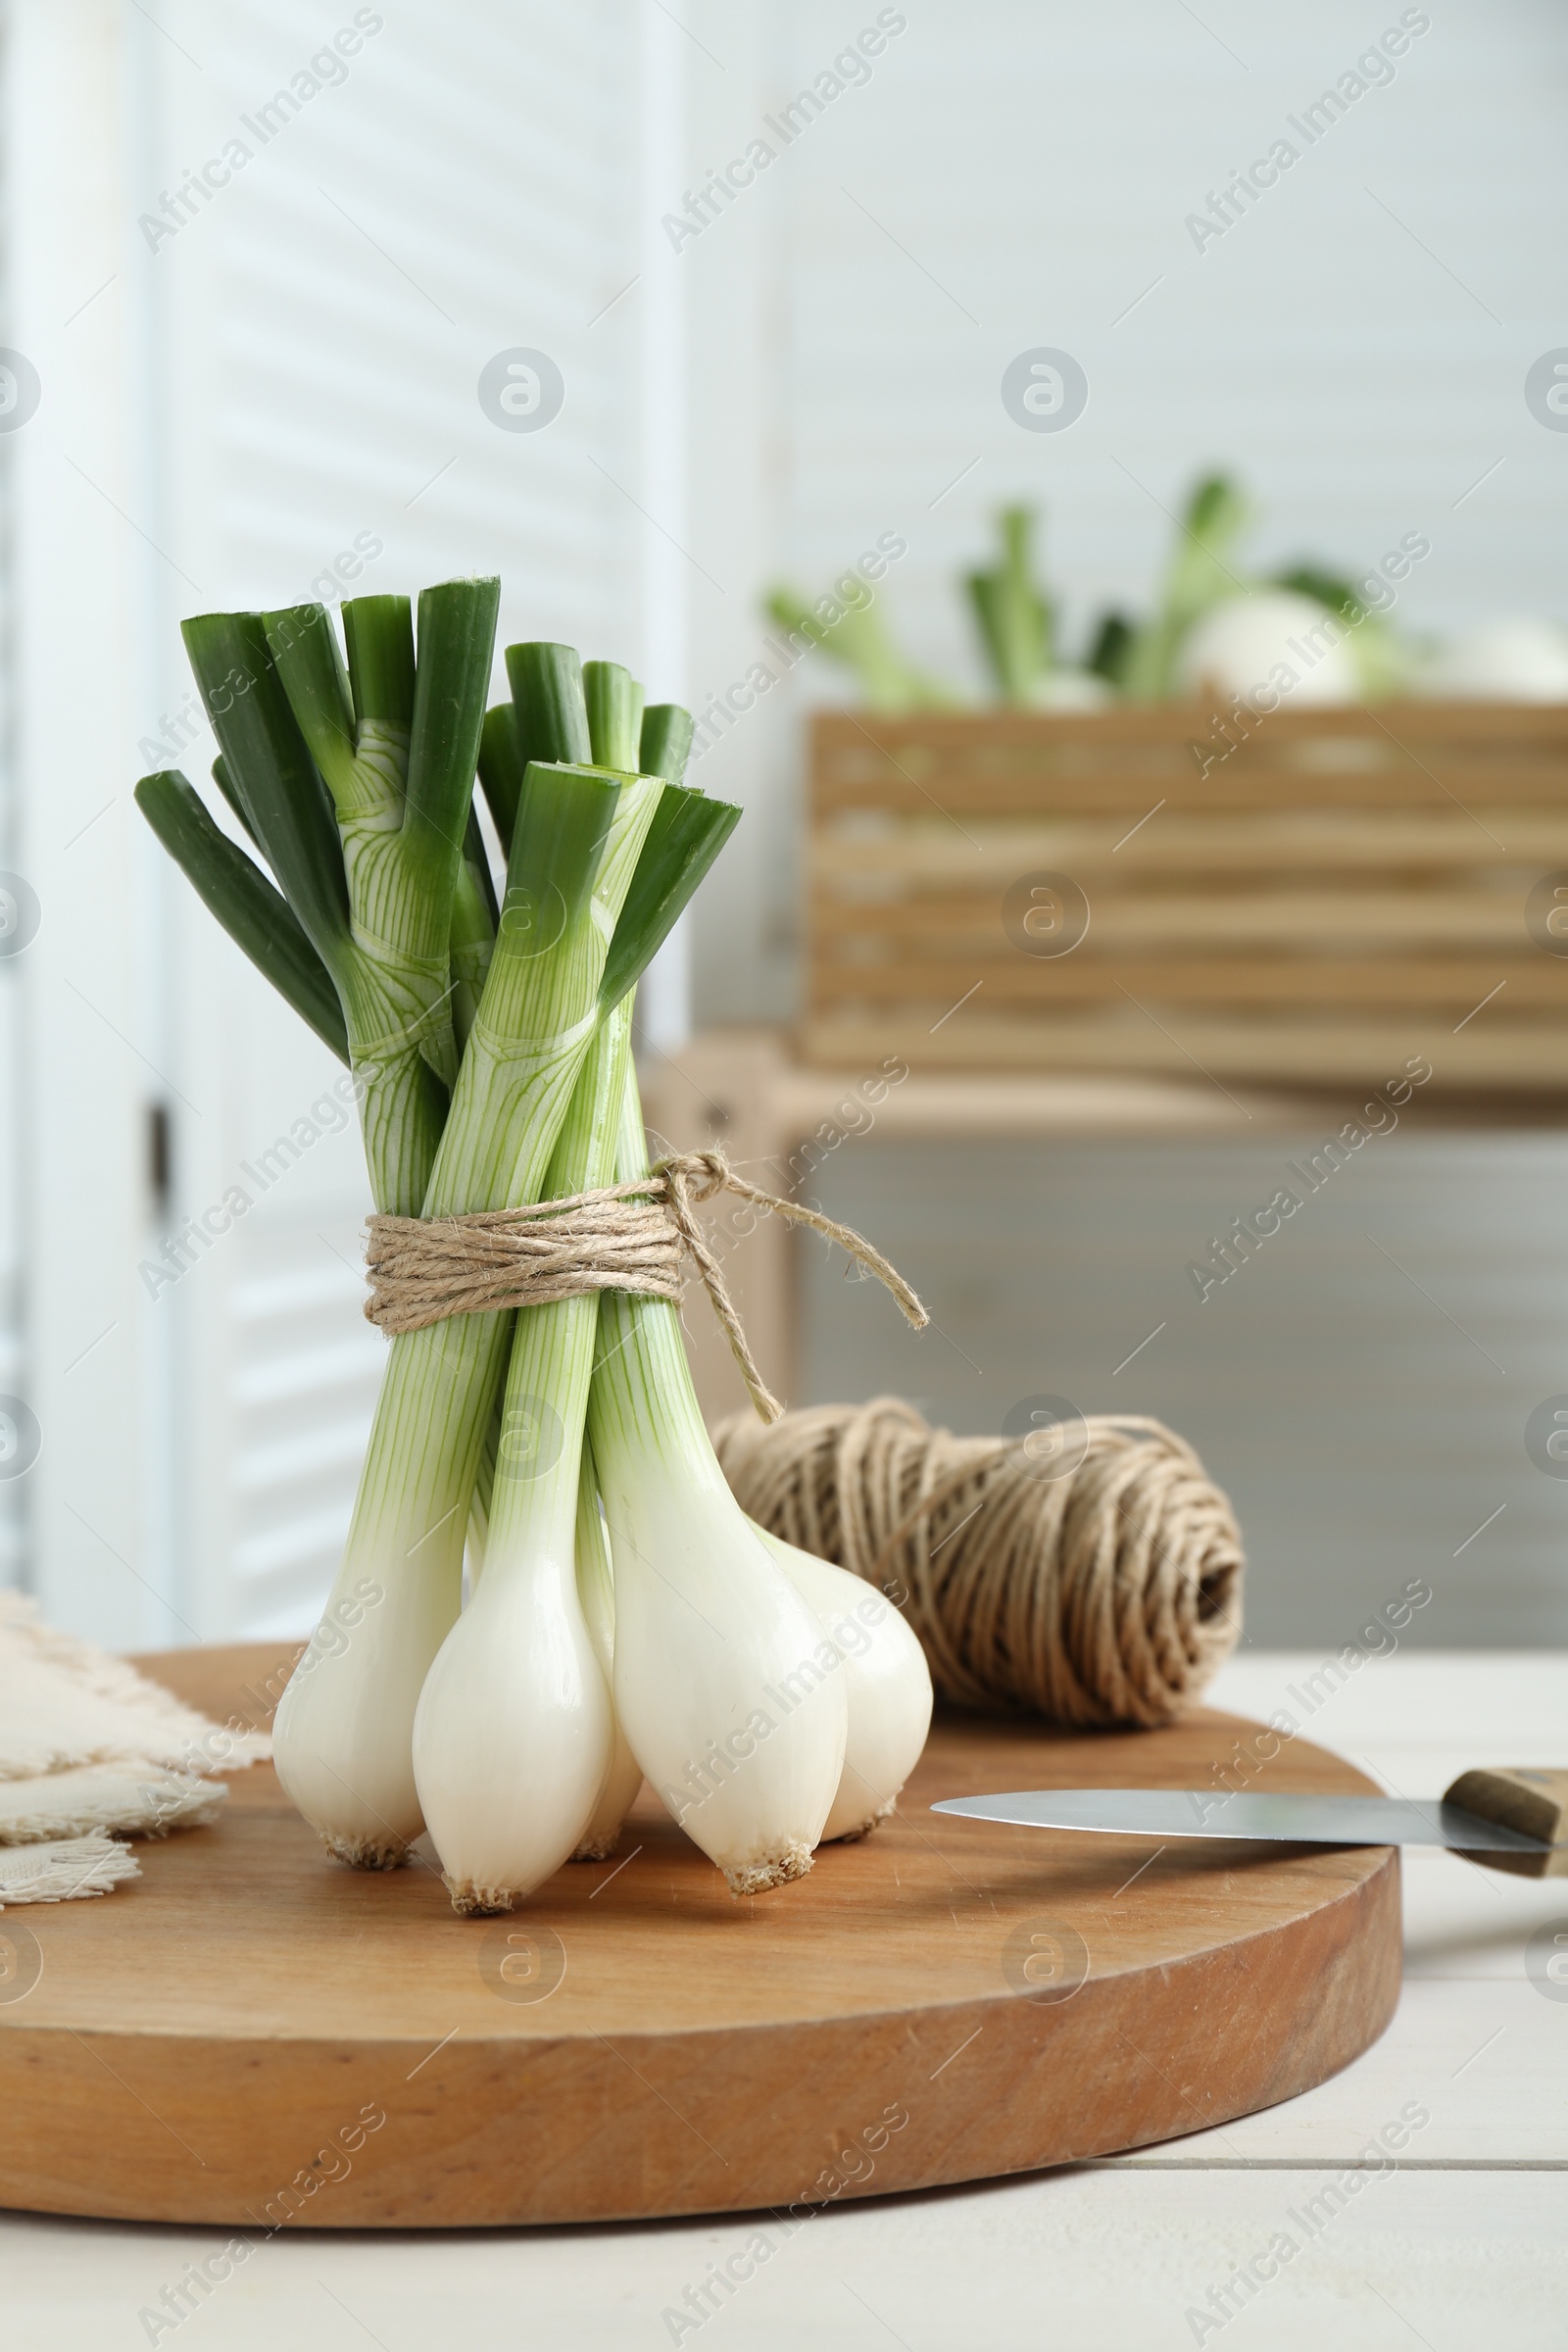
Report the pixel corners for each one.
[931,1765,1568,1874]
[930,1788,1549,1852]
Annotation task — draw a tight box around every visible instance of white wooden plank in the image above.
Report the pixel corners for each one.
[4,2169,1565,2350]
[1206,1652,1568,1750]
[1397,1846,1568,1983]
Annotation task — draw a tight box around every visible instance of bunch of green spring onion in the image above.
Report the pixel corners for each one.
[137,581,931,1910]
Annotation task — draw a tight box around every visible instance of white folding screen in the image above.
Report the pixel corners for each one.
[3,2,150,1652]
[0,25,23,1595]
[2,0,686,1643]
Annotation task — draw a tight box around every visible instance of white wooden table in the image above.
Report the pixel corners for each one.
[5,1653,1565,2348]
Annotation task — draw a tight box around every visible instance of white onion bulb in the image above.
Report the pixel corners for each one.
[592,1312,847,1896]
[410,1486,612,1915]
[1422,618,1568,702]
[271,1553,454,1869]
[759,1528,933,1841]
[1178,589,1360,709]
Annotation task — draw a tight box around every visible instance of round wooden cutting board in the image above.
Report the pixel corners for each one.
[0,1643,1400,2229]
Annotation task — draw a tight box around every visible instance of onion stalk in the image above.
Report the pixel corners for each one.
[271,741,659,1866]
[966,505,1054,706]
[410,1008,633,1912]
[588,1057,847,1895]
[581,700,849,1896]
[571,1444,645,1861]
[405,674,734,1904]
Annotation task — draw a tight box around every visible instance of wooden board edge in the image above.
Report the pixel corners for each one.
[0,1854,1401,2230]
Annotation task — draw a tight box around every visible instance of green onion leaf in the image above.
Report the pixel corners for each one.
[210,755,261,850]
[506,641,591,769]
[477,703,525,861]
[583,661,645,773]
[343,594,416,731]
[180,611,351,970]
[462,801,500,930]
[965,505,1053,706]
[135,770,349,1062]
[403,578,503,874]
[262,603,359,801]
[502,760,619,953]
[600,786,740,1015]
[639,704,695,787]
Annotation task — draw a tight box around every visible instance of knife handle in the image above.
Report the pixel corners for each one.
[1443,1767,1568,1878]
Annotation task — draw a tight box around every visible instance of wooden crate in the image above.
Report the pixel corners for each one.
[805,703,1568,1087]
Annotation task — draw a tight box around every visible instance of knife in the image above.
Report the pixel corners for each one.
[932,1766,1568,1877]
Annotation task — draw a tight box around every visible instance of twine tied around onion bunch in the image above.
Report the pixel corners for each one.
[363,1148,926,1423]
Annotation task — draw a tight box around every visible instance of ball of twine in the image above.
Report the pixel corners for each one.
[713,1397,1245,1730]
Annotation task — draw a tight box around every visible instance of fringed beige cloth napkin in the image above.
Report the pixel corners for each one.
[0,1595,270,1905]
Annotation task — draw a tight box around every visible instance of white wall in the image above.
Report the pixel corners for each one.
[675,0,1568,1021]
[805,1128,1568,1648]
